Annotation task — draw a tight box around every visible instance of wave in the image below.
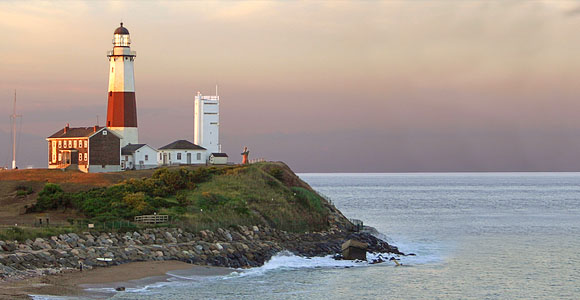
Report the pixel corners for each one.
[228,250,408,279]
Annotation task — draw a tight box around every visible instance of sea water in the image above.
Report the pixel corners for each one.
[34,173,580,299]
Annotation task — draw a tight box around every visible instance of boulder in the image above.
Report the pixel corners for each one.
[341,239,368,261]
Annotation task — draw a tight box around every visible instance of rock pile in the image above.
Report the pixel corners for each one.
[0,226,401,282]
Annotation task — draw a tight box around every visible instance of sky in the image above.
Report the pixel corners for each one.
[2,1,580,172]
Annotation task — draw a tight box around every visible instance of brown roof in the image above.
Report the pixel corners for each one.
[121,144,148,155]
[159,140,206,150]
[211,153,228,157]
[47,126,103,139]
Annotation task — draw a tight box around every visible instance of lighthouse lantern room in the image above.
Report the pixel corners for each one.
[106,22,138,147]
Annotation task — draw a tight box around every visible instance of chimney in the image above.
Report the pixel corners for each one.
[64,123,69,134]
[93,125,98,133]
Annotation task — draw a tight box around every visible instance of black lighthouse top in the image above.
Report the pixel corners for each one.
[112,22,131,47]
[114,22,130,35]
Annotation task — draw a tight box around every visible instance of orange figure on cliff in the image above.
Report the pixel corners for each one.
[241,146,249,164]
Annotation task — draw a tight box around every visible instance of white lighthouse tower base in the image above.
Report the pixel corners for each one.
[109,127,138,147]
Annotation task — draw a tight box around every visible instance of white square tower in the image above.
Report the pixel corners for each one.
[194,92,220,157]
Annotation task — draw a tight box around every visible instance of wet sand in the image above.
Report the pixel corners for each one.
[0,261,233,299]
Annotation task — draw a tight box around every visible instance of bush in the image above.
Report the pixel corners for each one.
[15,185,33,196]
[123,192,152,214]
[36,183,69,211]
[190,167,212,183]
[176,190,190,206]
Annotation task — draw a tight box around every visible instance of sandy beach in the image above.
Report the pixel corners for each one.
[0,260,233,300]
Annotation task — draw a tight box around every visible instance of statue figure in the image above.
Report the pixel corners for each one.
[241,146,249,164]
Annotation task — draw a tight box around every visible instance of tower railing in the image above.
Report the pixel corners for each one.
[107,50,137,57]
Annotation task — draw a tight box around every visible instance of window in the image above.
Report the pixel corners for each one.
[58,140,62,148]
[169,153,171,160]
[68,140,72,148]
[58,153,62,161]
[79,153,82,161]
[125,155,128,161]
[74,140,77,148]
[84,153,87,161]
[197,153,201,160]
[84,140,88,148]
[177,153,182,160]
[145,155,148,161]
[103,130,107,135]
[160,153,162,160]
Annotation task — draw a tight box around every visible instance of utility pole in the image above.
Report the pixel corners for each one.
[10,90,22,169]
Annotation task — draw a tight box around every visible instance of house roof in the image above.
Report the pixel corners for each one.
[48,126,103,139]
[211,153,228,157]
[121,144,147,155]
[159,140,206,150]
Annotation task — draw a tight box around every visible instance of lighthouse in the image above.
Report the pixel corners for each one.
[194,91,221,156]
[106,23,138,147]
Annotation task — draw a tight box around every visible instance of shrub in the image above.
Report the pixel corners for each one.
[15,185,33,196]
[36,183,69,211]
[123,192,152,214]
[190,167,211,183]
[176,190,190,206]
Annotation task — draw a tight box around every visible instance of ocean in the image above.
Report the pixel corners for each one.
[36,173,580,299]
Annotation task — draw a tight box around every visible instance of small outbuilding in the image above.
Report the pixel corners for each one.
[121,144,158,170]
[209,153,228,165]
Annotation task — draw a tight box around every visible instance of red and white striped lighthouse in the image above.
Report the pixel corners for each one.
[106,22,138,147]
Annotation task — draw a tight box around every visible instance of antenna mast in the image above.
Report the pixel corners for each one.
[10,90,22,169]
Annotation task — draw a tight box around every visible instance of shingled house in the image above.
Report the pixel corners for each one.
[47,125,121,173]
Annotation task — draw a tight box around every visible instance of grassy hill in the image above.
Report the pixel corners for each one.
[0,162,351,239]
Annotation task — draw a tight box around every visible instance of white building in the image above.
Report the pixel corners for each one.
[158,140,206,166]
[209,153,228,165]
[121,144,158,170]
[194,92,220,155]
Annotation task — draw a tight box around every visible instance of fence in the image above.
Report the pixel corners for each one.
[317,192,335,207]
[349,219,364,232]
[249,158,266,164]
[134,214,169,224]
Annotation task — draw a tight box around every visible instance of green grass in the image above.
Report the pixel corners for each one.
[184,165,329,232]
[0,226,76,241]
[26,163,330,234]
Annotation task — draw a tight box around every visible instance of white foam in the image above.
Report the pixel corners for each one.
[230,250,403,278]
[30,295,73,300]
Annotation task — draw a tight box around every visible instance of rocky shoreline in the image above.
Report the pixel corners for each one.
[0,225,402,283]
